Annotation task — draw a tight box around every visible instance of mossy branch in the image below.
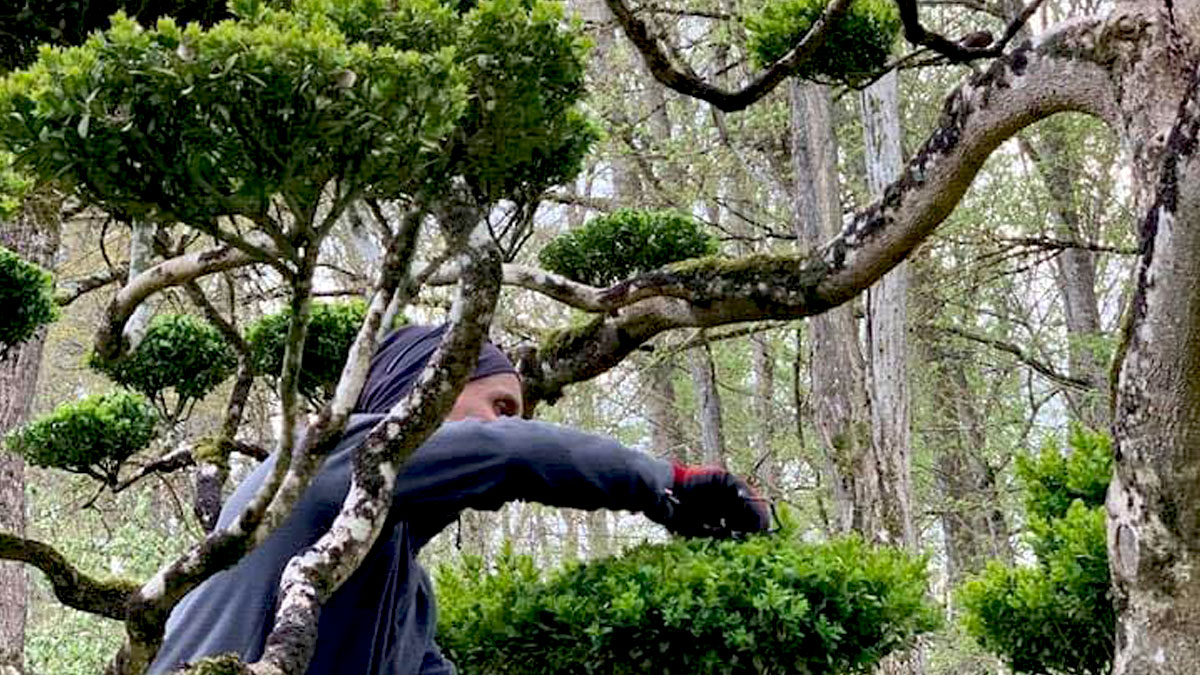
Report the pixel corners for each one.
[0,532,139,620]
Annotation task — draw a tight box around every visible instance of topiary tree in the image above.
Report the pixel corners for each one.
[437,529,940,674]
[0,243,58,361]
[89,313,237,422]
[4,390,158,485]
[0,0,590,668]
[745,0,901,87]
[537,209,717,287]
[245,299,371,406]
[958,426,1114,675]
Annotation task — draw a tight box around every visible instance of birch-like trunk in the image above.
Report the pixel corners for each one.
[790,79,872,533]
[124,219,157,350]
[0,193,61,675]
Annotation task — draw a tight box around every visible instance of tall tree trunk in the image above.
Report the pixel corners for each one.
[862,70,916,549]
[0,193,61,675]
[751,334,779,493]
[645,356,687,462]
[862,69,923,675]
[1020,124,1109,429]
[790,79,873,534]
[1107,6,1200,670]
[688,337,726,466]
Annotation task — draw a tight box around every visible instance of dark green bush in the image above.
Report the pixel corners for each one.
[958,426,1114,675]
[537,209,717,287]
[245,299,367,403]
[0,244,58,359]
[5,390,157,483]
[89,313,236,415]
[437,533,940,674]
[745,0,900,87]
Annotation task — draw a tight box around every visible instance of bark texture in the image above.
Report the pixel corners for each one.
[0,193,60,675]
[790,79,873,534]
[1107,6,1200,671]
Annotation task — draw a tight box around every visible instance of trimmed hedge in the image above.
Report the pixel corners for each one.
[5,390,157,483]
[537,209,717,287]
[437,533,940,674]
[745,0,900,87]
[89,313,236,411]
[245,299,368,403]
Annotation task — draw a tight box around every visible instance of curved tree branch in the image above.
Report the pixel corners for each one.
[0,532,138,620]
[55,263,129,306]
[92,245,260,363]
[519,19,1121,408]
[603,0,852,112]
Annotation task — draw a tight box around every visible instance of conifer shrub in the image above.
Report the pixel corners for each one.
[89,313,236,416]
[5,390,157,483]
[245,299,368,403]
[958,426,1114,675]
[0,244,58,359]
[437,532,940,674]
[745,0,900,87]
[537,209,717,287]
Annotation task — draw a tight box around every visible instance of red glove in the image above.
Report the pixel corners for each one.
[658,464,770,538]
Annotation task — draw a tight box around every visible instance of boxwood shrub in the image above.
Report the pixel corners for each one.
[5,390,157,483]
[437,532,940,674]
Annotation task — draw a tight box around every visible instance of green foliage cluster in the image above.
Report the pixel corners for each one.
[89,313,236,414]
[0,4,466,224]
[0,150,34,219]
[5,390,157,483]
[0,0,594,226]
[0,243,58,358]
[537,209,717,287]
[245,299,366,402]
[437,533,940,674]
[959,426,1114,675]
[745,0,900,87]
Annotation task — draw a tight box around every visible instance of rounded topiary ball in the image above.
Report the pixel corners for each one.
[245,299,368,402]
[537,209,717,287]
[4,390,157,482]
[0,244,58,358]
[90,313,236,406]
[745,0,901,87]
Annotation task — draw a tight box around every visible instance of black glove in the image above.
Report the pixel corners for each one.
[656,464,770,538]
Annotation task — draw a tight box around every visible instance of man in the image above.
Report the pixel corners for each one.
[150,325,769,674]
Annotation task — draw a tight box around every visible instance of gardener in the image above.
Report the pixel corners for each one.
[149,324,769,675]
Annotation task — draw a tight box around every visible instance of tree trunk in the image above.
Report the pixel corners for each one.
[0,193,61,675]
[645,356,688,462]
[862,69,916,550]
[1107,5,1200,670]
[688,337,726,466]
[751,333,779,493]
[1020,123,1109,429]
[790,79,873,534]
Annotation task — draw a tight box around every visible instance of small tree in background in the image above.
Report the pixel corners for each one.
[958,426,1114,675]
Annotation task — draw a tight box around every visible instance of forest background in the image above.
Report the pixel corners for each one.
[0,0,1144,672]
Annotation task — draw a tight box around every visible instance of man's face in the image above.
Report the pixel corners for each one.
[446,373,523,422]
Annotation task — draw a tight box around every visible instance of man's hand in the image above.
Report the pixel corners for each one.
[657,464,770,538]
